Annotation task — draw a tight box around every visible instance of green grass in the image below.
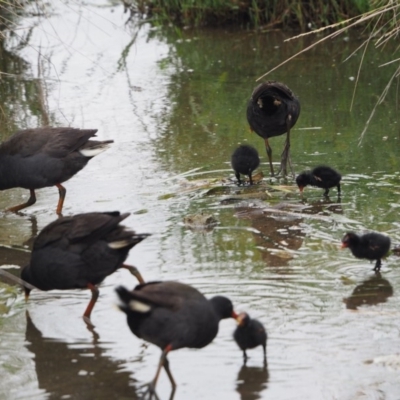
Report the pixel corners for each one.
[130,0,371,29]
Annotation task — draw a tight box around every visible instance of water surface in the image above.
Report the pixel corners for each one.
[1,2,400,399]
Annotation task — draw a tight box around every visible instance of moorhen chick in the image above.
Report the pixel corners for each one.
[0,127,113,214]
[21,211,150,325]
[247,81,300,177]
[116,281,238,397]
[234,312,267,364]
[341,232,391,272]
[231,144,260,185]
[296,165,341,196]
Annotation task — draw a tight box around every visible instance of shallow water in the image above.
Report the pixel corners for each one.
[1,1,400,399]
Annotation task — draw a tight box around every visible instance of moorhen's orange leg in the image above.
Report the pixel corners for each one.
[24,287,32,302]
[83,283,99,326]
[235,172,242,185]
[122,264,145,284]
[146,345,173,399]
[373,259,382,272]
[249,172,253,185]
[55,184,66,215]
[264,138,274,176]
[6,189,37,213]
[277,114,295,178]
[163,352,177,400]
[262,344,267,365]
[285,135,295,178]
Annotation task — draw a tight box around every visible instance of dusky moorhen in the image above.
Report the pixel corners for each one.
[116,281,238,397]
[296,165,342,196]
[21,211,149,325]
[231,144,260,185]
[0,127,113,214]
[341,232,391,272]
[234,312,267,364]
[246,81,300,177]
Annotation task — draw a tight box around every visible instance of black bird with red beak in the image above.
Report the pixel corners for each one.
[234,312,267,363]
[21,211,149,325]
[116,281,238,398]
[341,232,391,272]
[0,127,113,214]
[247,81,300,177]
[231,144,260,185]
[296,165,341,196]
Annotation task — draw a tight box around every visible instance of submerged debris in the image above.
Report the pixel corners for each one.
[365,354,400,370]
[183,212,219,231]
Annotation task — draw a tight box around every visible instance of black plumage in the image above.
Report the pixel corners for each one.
[234,312,267,363]
[296,165,341,196]
[231,144,260,185]
[0,127,113,214]
[21,211,149,324]
[341,232,391,272]
[247,81,300,176]
[116,282,238,396]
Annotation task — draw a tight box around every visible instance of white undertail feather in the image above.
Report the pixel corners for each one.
[108,240,130,249]
[129,300,151,313]
[79,143,112,157]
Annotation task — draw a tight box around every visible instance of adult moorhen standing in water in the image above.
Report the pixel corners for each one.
[231,144,260,185]
[341,232,391,272]
[21,211,150,325]
[247,81,300,177]
[233,312,267,364]
[296,165,342,196]
[0,127,113,214]
[116,281,238,398]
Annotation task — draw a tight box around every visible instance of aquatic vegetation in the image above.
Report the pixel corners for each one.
[127,0,370,29]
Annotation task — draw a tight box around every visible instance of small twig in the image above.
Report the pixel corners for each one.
[0,268,37,291]
[36,47,50,126]
[256,4,398,81]
[358,64,400,145]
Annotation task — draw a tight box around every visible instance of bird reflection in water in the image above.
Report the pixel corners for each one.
[21,214,39,249]
[343,273,393,310]
[235,203,306,269]
[236,362,269,400]
[235,198,343,270]
[300,198,343,217]
[24,312,140,399]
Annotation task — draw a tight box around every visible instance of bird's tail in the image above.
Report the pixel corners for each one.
[79,140,114,157]
[115,285,152,314]
[108,232,151,250]
[115,285,132,313]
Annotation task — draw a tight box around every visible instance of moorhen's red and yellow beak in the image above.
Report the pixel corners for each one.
[298,186,304,193]
[235,312,247,326]
[341,242,348,249]
[232,310,239,319]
